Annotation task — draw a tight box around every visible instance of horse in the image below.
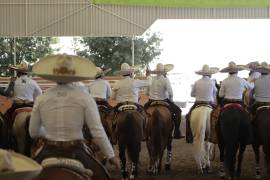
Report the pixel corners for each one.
[190,105,215,175]
[112,105,144,179]
[145,103,173,175]
[218,104,252,179]
[252,106,270,179]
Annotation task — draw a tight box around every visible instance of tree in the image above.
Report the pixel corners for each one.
[0,37,56,76]
[76,33,162,74]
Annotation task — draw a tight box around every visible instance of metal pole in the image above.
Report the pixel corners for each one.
[13,37,17,76]
[131,36,135,66]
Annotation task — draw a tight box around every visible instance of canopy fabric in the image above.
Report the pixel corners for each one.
[94,0,270,8]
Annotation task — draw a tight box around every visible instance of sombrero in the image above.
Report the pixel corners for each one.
[150,63,174,74]
[253,62,270,74]
[246,61,260,71]
[8,61,29,73]
[114,63,136,76]
[32,54,98,83]
[95,67,111,79]
[0,149,42,180]
[220,61,246,73]
[195,65,219,75]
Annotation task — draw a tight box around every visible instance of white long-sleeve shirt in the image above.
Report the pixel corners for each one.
[148,75,173,100]
[13,75,42,101]
[219,74,254,99]
[29,84,114,159]
[112,76,150,103]
[191,76,217,102]
[88,78,112,99]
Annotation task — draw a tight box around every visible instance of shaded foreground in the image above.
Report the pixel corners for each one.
[110,139,268,180]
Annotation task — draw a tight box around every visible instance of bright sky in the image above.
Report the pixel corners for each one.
[53,19,270,102]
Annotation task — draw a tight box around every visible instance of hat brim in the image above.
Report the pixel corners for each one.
[114,70,135,76]
[195,67,219,75]
[8,66,28,73]
[164,64,174,72]
[220,65,246,73]
[95,68,112,78]
[33,55,98,82]
[253,68,270,74]
[0,151,42,180]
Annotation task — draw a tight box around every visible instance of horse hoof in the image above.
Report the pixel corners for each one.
[129,174,135,179]
[218,170,226,178]
[165,163,171,171]
[255,174,261,179]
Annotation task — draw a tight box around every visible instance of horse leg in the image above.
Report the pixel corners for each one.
[130,162,138,180]
[263,142,270,177]
[165,136,172,171]
[236,144,246,178]
[218,141,226,178]
[119,144,128,180]
[224,142,238,180]
[252,143,261,179]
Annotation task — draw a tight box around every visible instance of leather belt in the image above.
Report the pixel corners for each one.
[45,139,84,147]
[224,98,242,102]
[94,97,106,101]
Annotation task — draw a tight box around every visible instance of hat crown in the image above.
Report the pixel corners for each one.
[228,61,237,68]
[248,61,260,69]
[121,63,131,71]
[261,61,268,68]
[96,67,103,74]
[53,55,75,75]
[156,63,164,71]
[202,65,210,71]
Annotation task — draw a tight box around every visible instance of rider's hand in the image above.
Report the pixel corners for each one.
[108,156,121,170]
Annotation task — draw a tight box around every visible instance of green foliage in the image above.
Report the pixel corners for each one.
[0,37,55,76]
[76,33,162,74]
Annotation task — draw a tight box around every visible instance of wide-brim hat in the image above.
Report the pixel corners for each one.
[0,150,42,180]
[195,65,219,75]
[253,62,270,74]
[32,54,98,83]
[8,61,29,73]
[114,63,136,76]
[95,67,111,78]
[150,63,174,74]
[220,61,246,73]
[246,61,260,71]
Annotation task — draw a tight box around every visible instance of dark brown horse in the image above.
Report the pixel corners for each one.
[145,104,173,175]
[113,108,144,179]
[252,106,270,179]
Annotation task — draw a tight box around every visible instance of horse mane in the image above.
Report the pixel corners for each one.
[151,108,163,157]
[125,112,141,163]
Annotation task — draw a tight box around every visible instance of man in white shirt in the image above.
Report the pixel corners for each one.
[246,61,261,82]
[144,63,182,139]
[88,67,112,109]
[219,61,254,107]
[250,62,270,117]
[29,54,120,179]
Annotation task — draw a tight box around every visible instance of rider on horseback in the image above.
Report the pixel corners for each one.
[246,61,261,83]
[186,64,219,143]
[250,62,270,121]
[88,67,112,109]
[29,54,120,179]
[108,63,150,140]
[144,63,182,139]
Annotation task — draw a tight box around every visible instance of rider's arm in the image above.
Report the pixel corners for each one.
[84,96,115,159]
[190,83,196,98]
[106,81,112,99]
[29,97,43,138]
[165,78,173,100]
[219,82,225,98]
[33,81,42,100]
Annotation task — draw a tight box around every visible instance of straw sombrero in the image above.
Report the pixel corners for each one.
[0,149,42,180]
[246,61,260,71]
[114,63,135,76]
[8,61,29,73]
[220,61,246,73]
[150,63,174,74]
[95,67,111,79]
[195,65,219,75]
[32,54,98,83]
[253,62,270,74]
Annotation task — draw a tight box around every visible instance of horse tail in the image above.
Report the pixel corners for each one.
[151,108,163,157]
[125,112,141,163]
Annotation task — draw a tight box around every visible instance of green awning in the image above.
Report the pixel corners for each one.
[94,0,270,8]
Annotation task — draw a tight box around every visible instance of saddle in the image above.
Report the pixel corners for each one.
[118,104,137,112]
[149,100,170,107]
[11,107,32,128]
[221,103,244,112]
[42,157,93,178]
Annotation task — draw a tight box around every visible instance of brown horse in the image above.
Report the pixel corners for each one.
[113,107,144,179]
[146,103,173,175]
[252,106,270,179]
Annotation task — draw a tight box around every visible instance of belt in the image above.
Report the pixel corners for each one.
[195,101,212,104]
[45,139,84,147]
[255,101,270,105]
[224,98,242,102]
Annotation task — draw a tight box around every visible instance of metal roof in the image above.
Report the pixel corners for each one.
[0,0,269,37]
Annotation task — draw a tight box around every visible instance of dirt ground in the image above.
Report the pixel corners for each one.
[110,139,269,180]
